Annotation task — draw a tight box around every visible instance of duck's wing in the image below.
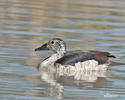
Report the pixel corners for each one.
[55,50,116,66]
[89,50,116,58]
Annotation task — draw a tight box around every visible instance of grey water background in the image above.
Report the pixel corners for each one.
[0,0,125,99]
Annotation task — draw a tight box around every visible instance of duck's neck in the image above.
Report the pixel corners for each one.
[41,52,65,67]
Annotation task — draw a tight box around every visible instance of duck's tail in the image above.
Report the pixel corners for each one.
[109,61,125,67]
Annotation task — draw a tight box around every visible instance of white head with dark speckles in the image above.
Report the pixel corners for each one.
[35,38,66,55]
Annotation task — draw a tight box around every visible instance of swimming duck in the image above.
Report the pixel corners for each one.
[35,38,118,71]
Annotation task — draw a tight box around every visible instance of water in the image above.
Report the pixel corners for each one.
[0,0,125,99]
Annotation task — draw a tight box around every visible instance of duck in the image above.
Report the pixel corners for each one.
[35,38,124,71]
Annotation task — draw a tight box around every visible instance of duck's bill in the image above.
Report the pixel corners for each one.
[35,43,49,51]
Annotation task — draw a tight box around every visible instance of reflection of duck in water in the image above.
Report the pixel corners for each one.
[37,69,109,99]
[35,38,125,71]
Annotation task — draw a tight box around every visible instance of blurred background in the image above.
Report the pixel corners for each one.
[0,0,125,99]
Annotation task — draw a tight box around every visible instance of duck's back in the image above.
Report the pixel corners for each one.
[55,50,116,66]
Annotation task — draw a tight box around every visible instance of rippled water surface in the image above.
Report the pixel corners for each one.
[1,0,125,99]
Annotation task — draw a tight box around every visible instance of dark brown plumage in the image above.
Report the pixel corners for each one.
[55,50,116,65]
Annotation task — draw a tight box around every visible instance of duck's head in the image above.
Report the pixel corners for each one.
[35,38,66,54]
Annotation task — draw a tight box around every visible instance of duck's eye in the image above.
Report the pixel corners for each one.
[51,41,54,44]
